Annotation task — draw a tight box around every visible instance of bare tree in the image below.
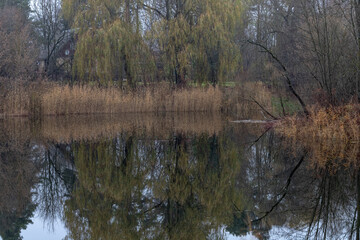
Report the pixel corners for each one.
[243,0,359,106]
[32,0,67,78]
[0,7,38,79]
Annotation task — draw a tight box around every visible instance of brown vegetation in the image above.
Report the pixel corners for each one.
[0,113,223,143]
[277,104,359,142]
[0,80,279,119]
[222,81,274,119]
[0,82,222,116]
[276,104,360,170]
[0,7,37,79]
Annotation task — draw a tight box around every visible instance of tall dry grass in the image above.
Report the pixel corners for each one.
[222,81,274,119]
[1,81,31,117]
[1,82,222,116]
[276,104,360,170]
[0,79,46,117]
[277,104,359,143]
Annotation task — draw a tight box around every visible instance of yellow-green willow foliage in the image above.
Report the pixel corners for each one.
[63,0,155,87]
[191,0,243,85]
[63,0,242,86]
[64,131,246,239]
[152,0,243,85]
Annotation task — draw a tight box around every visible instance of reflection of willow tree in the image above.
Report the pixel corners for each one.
[0,129,38,240]
[64,131,245,239]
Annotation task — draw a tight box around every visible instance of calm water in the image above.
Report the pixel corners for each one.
[0,113,358,240]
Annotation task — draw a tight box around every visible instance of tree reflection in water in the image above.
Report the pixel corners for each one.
[0,120,38,240]
[246,130,360,239]
[0,116,358,239]
[64,131,245,239]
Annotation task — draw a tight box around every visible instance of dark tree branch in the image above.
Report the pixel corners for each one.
[143,3,166,19]
[247,40,309,116]
[142,201,164,214]
[252,152,307,223]
[247,127,272,150]
[250,96,278,120]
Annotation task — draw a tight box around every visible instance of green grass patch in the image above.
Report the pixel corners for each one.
[272,97,302,116]
[188,81,236,88]
[220,81,236,87]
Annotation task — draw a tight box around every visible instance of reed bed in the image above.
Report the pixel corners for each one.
[1,80,31,117]
[41,84,222,115]
[276,104,360,170]
[1,82,222,116]
[276,104,359,143]
[222,81,274,119]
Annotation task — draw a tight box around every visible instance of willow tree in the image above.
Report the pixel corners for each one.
[147,0,243,86]
[62,0,155,87]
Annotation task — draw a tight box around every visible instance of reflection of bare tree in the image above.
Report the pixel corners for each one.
[33,143,76,228]
[244,130,360,239]
[0,127,38,240]
[0,117,79,238]
[2,115,358,240]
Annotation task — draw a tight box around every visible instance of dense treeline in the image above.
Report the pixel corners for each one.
[0,0,359,115]
[243,0,360,106]
[61,0,243,87]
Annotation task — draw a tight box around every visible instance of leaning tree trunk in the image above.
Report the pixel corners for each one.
[355,0,360,102]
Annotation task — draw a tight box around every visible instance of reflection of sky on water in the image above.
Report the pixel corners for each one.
[20,216,262,240]
[21,212,67,240]
[0,115,355,240]
[20,217,290,240]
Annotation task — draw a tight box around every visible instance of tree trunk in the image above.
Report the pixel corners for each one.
[166,0,170,20]
[357,170,360,240]
[125,0,131,24]
[355,0,360,102]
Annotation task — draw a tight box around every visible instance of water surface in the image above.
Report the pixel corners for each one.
[0,113,358,240]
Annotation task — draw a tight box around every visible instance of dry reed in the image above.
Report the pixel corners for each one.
[1,82,222,116]
[222,81,274,119]
[276,104,360,170]
[277,104,359,143]
[1,81,31,116]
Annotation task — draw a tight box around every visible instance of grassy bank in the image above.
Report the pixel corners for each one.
[0,81,222,116]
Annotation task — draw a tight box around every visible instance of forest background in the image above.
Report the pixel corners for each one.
[0,0,359,119]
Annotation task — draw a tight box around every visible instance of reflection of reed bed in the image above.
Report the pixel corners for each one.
[308,140,359,171]
[276,104,360,169]
[3,113,223,143]
[0,118,32,150]
[281,135,359,172]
